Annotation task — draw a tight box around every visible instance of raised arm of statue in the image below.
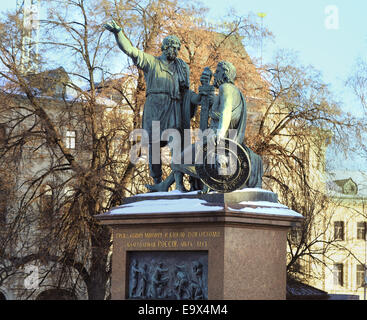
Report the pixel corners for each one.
[103,20,138,58]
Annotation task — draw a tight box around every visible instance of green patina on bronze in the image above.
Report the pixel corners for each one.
[104,20,263,193]
[104,20,199,190]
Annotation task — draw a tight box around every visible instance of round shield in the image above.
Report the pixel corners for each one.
[195,138,251,192]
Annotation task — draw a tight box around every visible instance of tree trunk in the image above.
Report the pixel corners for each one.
[86,225,111,300]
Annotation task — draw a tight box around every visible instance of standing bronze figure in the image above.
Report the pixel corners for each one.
[104,20,201,191]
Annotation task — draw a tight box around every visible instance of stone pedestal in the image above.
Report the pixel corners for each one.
[96,189,302,300]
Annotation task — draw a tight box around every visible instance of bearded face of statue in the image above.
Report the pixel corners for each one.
[161,36,181,62]
[213,65,226,88]
[163,45,179,62]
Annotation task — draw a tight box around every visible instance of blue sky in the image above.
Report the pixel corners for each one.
[200,0,367,117]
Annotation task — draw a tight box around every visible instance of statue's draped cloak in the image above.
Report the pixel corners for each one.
[236,90,263,188]
[210,86,263,188]
[132,50,190,144]
[209,85,247,144]
[230,88,247,145]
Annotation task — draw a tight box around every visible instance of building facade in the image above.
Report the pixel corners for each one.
[0,68,135,300]
[307,171,367,299]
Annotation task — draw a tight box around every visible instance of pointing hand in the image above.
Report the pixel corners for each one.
[103,20,122,34]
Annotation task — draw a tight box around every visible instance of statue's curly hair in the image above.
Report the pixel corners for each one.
[217,61,236,83]
[161,35,181,51]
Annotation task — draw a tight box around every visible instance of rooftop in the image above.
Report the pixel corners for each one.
[326,170,367,198]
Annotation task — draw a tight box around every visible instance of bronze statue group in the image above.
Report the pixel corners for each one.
[104,21,263,193]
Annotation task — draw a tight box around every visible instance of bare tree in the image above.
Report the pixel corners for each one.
[0,0,357,298]
[256,51,358,281]
[0,0,269,299]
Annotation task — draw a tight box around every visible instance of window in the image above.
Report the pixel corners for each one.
[0,175,8,224]
[0,125,6,146]
[65,130,76,149]
[64,186,74,197]
[289,261,302,273]
[59,186,74,216]
[290,227,302,244]
[0,183,7,224]
[333,263,344,286]
[357,264,365,288]
[40,184,54,218]
[357,222,366,240]
[334,221,345,241]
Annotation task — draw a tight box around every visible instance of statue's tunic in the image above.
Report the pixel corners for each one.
[131,50,190,144]
[210,85,263,188]
[209,85,247,144]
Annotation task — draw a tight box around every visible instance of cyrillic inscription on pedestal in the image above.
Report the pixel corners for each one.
[127,251,208,300]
